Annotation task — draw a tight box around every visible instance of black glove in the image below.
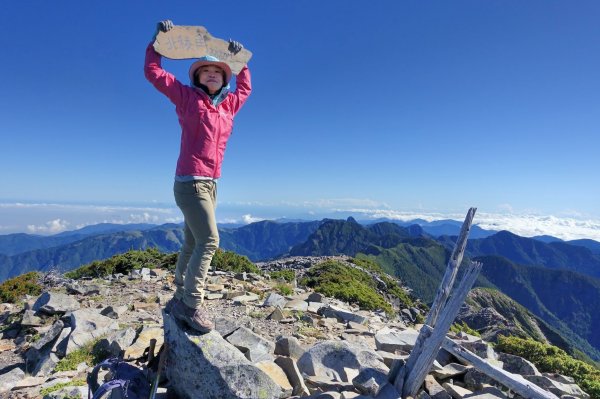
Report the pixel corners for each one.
[228,39,243,55]
[158,20,174,32]
[153,20,173,41]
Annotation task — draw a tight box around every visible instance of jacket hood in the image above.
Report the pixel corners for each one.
[193,83,231,106]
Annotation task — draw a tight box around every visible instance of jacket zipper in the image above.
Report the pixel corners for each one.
[214,106,220,179]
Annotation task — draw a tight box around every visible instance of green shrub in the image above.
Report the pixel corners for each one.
[210,249,260,274]
[270,270,296,282]
[350,257,386,274]
[0,272,42,303]
[450,321,481,337]
[497,336,600,399]
[66,247,176,279]
[300,260,393,315]
[39,378,86,396]
[276,283,294,296]
[54,338,109,372]
[351,257,415,309]
[66,247,258,279]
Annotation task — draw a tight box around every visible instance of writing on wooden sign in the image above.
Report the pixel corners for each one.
[154,25,252,75]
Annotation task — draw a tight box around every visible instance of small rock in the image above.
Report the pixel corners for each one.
[267,307,285,321]
[307,292,325,302]
[100,306,119,319]
[443,382,473,399]
[263,292,287,308]
[375,328,419,353]
[232,292,260,304]
[285,299,309,312]
[352,367,389,396]
[432,363,471,379]
[275,336,306,359]
[21,309,43,326]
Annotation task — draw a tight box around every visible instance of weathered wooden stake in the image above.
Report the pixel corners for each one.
[399,261,482,397]
[392,207,480,397]
[426,207,476,328]
[438,332,560,399]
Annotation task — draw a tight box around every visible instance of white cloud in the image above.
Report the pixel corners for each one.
[128,212,160,223]
[242,214,264,224]
[0,201,180,235]
[27,219,70,234]
[475,212,600,241]
[332,208,600,242]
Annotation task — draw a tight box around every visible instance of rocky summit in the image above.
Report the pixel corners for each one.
[0,256,592,399]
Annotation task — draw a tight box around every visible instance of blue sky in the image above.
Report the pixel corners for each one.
[1,1,599,239]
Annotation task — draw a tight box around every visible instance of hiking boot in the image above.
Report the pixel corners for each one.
[172,302,214,333]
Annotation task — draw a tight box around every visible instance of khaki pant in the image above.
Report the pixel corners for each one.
[173,180,219,308]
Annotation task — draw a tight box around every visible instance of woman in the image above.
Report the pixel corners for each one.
[144,20,252,332]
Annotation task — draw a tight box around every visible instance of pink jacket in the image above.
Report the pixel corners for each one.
[144,43,252,179]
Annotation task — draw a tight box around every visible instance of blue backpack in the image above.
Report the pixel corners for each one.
[87,357,151,399]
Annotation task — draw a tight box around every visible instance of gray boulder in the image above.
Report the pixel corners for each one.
[65,309,119,355]
[263,292,287,308]
[307,292,325,302]
[285,299,309,312]
[214,316,240,337]
[498,352,540,376]
[267,307,285,321]
[226,326,275,362]
[96,327,137,357]
[463,369,496,391]
[31,320,64,351]
[298,340,388,382]
[51,327,72,357]
[32,292,80,315]
[375,328,419,353]
[432,362,471,379]
[275,356,310,397]
[163,313,282,399]
[320,305,369,324]
[352,367,390,396]
[0,366,25,394]
[100,306,119,319]
[31,350,59,377]
[67,282,100,296]
[25,320,64,376]
[424,374,452,399]
[460,341,496,360]
[21,309,43,326]
[275,336,306,359]
[524,375,589,399]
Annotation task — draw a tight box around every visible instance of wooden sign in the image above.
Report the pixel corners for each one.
[153,25,252,75]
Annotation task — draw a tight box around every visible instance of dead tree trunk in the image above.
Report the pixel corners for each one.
[393,207,481,398]
[425,207,477,328]
[437,332,560,399]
